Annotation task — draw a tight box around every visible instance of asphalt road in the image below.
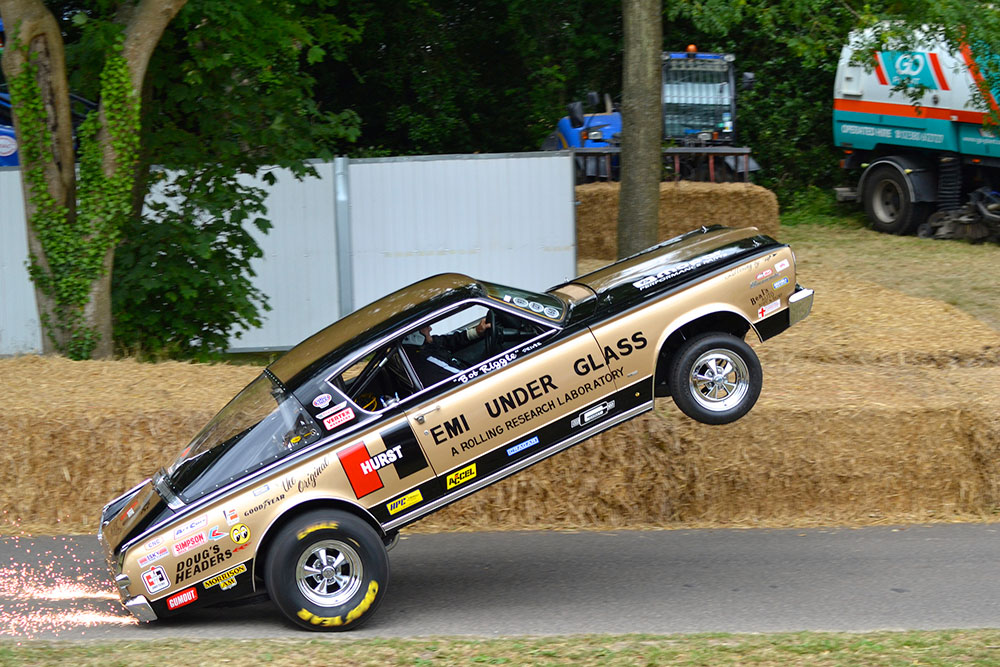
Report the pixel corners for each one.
[1,523,998,640]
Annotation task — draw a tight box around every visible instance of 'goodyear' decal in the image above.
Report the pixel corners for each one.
[446,463,477,489]
[387,490,423,515]
[203,563,247,590]
[297,522,338,540]
[297,580,379,627]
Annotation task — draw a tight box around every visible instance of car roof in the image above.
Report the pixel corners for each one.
[268,273,486,389]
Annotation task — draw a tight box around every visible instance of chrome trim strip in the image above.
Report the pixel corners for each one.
[124,595,157,623]
[382,400,653,531]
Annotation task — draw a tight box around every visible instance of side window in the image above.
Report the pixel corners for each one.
[401,304,549,389]
[330,343,420,413]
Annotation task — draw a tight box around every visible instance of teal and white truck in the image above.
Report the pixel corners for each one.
[833,31,1000,240]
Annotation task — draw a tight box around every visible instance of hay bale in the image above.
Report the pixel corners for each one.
[0,356,258,534]
[2,255,999,534]
[754,270,1000,368]
[413,362,1000,531]
[575,181,780,260]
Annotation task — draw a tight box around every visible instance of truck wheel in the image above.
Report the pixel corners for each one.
[862,164,930,235]
[668,332,762,425]
[265,510,388,631]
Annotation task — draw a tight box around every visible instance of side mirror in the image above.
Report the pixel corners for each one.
[568,101,585,129]
[586,91,600,108]
[741,72,755,91]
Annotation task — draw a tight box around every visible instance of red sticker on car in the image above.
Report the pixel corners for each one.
[323,407,355,430]
[167,587,198,610]
[337,441,384,498]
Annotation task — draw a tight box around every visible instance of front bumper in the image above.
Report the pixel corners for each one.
[98,487,160,623]
[125,595,158,622]
[111,571,158,622]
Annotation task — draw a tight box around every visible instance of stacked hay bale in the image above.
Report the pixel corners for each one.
[574,181,780,260]
[0,357,257,534]
[2,181,999,534]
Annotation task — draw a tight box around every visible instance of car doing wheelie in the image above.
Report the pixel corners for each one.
[98,225,813,631]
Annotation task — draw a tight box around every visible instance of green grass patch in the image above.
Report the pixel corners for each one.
[780,197,1000,332]
[2,631,1000,666]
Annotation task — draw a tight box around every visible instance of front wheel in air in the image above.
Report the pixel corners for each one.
[668,332,762,425]
[265,510,388,631]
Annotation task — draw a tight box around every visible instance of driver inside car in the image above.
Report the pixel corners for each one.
[404,318,491,386]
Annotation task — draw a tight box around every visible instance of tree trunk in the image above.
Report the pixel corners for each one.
[1,0,186,358]
[87,0,186,358]
[616,0,662,259]
[0,0,78,354]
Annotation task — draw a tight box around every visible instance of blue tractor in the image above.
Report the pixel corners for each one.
[543,46,757,181]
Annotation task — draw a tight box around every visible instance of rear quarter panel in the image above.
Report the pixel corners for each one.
[588,247,796,381]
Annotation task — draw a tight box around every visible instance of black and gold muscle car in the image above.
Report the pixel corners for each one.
[99,225,813,631]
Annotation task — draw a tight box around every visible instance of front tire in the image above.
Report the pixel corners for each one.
[265,510,388,631]
[668,332,762,425]
[862,164,931,235]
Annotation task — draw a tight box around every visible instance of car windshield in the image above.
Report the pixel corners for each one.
[164,373,321,503]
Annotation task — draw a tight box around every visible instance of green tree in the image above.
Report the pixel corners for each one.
[0,0,186,359]
[109,0,362,358]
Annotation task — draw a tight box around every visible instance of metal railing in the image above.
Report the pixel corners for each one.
[572,146,753,183]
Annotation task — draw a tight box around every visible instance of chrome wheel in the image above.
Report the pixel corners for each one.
[688,348,751,412]
[296,539,364,607]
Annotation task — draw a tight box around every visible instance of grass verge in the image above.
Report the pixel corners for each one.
[2,631,1000,666]
[779,198,1000,332]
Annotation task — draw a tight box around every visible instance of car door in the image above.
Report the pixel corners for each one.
[393,300,619,522]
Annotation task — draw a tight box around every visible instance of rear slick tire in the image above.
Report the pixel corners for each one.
[668,332,762,425]
[265,510,388,631]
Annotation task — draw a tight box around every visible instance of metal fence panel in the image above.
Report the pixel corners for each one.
[0,152,575,355]
[347,152,575,313]
[0,168,42,355]
[229,162,341,351]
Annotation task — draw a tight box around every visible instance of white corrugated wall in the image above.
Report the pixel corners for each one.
[0,152,576,355]
[347,152,576,313]
[0,167,42,355]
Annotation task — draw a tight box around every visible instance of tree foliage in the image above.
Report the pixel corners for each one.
[1,0,184,359]
[106,0,363,358]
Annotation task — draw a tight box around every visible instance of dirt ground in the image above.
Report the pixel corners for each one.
[1,184,998,535]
